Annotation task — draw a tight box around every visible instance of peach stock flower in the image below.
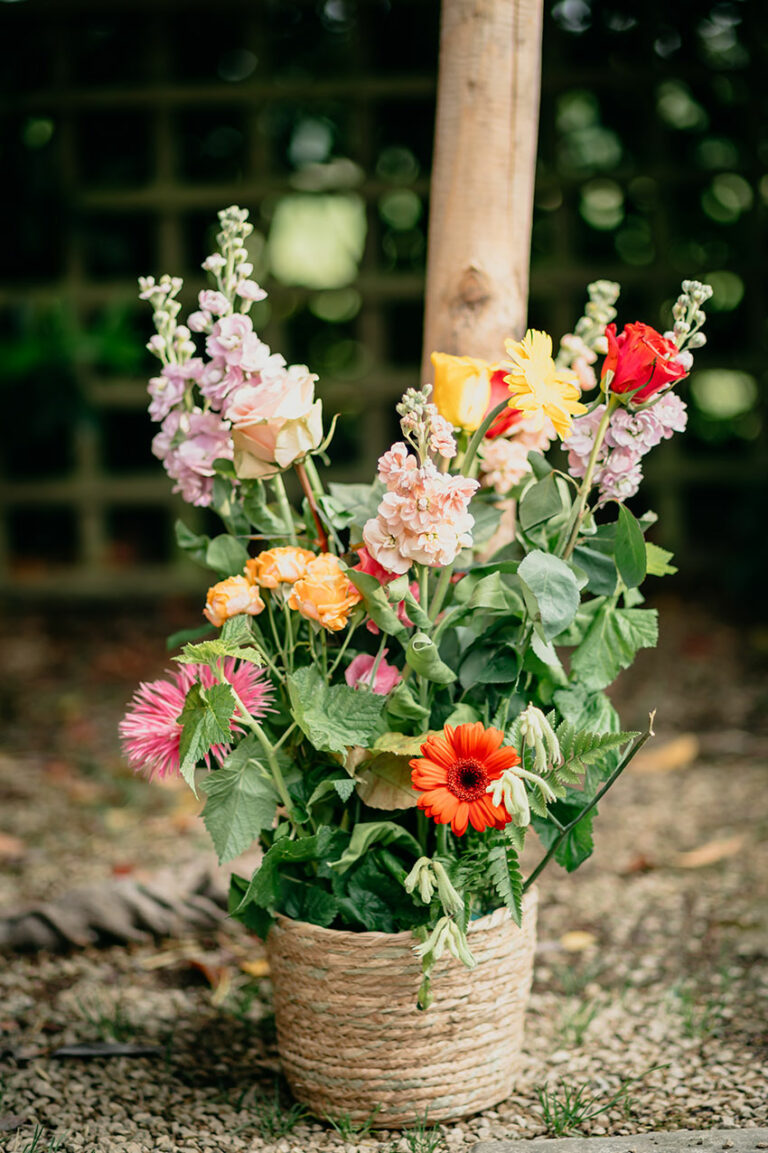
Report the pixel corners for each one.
[502,329,587,439]
[204,575,265,628]
[246,546,316,589]
[287,553,362,632]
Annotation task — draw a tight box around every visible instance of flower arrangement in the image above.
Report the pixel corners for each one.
[122,205,712,1007]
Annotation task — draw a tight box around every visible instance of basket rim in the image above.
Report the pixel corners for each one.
[268,886,537,947]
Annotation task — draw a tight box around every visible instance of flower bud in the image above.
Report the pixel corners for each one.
[432,861,464,916]
[688,332,706,349]
[404,857,435,905]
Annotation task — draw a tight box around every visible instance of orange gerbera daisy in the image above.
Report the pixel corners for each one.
[410,722,520,837]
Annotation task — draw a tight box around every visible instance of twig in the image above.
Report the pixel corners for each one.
[523,711,656,893]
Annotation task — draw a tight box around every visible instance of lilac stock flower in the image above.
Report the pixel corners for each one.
[565,396,688,505]
[152,409,233,507]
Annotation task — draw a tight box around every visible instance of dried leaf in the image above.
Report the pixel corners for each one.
[631,734,699,775]
[239,958,271,979]
[673,835,745,869]
[354,753,418,810]
[559,930,597,952]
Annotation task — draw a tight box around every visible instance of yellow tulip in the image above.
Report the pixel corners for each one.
[430,352,492,431]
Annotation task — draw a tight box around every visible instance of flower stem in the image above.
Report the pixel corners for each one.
[460,399,510,478]
[522,713,655,893]
[561,395,618,561]
[328,616,361,678]
[295,460,329,553]
[271,474,297,545]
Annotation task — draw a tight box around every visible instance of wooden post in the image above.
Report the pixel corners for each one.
[421,0,544,378]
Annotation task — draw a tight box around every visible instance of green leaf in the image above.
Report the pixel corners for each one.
[200,737,279,863]
[572,543,618,596]
[615,506,647,588]
[206,534,250,577]
[528,451,553,479]
[327,482,384,535]
[347,570,407,640]
[646,541,677,577]
[242,482,292,536]
[570,605,658,691]
[282,880,339,928]
[487,843,523,926]
[459,646,518,689]
[211,476,251,536]
[405,632,457,684]
[444,703,481,726]
[386,680,430,724]
[234,826,344,912]
[306,775,356,810]
[518,550,581,641]
[519,474,564,530]
[287,666,385,755]
[229,874,273,938]
[177,682,236,791]
[532,800,595,871]
[556,725,638,784]
[330,821,421,873]
[175,520,210,566]
[452,571,524,616]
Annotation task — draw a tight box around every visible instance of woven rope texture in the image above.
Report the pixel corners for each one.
[266,889,538,1125]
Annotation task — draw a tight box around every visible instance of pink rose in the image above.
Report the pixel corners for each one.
[227,365,323,479]
[345,650,401,695]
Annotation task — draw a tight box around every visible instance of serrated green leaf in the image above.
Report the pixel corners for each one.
[200,738,279,863]
[518,550,581,641]
[570,606,658,691]
[487,843,523,926]
[177,682,236,791]
[615,505,647,588]
[306,775,356,810]
[206,534,250,577]
[234,826,344,912]
[646,541,677,577]
[282,879,339,927]
[166,624,217,651]
[175,636,265,669]
[287,665,385,755]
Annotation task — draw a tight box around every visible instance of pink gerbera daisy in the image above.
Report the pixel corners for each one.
[119,659,273,780]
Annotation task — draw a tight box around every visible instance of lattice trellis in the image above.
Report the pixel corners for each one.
[2,0,766,600]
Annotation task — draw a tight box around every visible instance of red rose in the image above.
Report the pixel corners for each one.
[484,368,524,438]
[603,322,688,404]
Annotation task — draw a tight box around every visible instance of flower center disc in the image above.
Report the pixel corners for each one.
[447,758,489,802]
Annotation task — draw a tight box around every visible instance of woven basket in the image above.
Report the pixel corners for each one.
[265,888,538,1126]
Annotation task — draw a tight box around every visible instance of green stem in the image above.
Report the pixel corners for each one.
[303,455,326,497]
[436,823,448,857]
[295,460,329,553]
[418,566,431,711]
[367,633,387,688]
[272,720,297,752]
[522,713,656,893]
[328,617,361,678]
[271,474,297,545]
[264,596,285,666]
[561,395,618,561]
[428,563,454,623]
[223,682,305,837]
[460,398,510,478]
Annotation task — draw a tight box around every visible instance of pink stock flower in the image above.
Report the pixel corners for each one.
[479,437,533,494]
[345,650,401,695]
[237,280,268,302]
[654,392,688,437]
[119,660,273,781]
[206,314,270,372]
[377,442,419,491]
[198,289,230,316]
[152,409,233,507]
[188,311,211,333]
[148,374,186,422]
[428,412,458,459]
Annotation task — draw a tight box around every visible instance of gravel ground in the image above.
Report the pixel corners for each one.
[0,599,767,1152]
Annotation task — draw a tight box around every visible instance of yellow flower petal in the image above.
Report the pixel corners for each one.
[430,352,492,431]
[501,329,587,439]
